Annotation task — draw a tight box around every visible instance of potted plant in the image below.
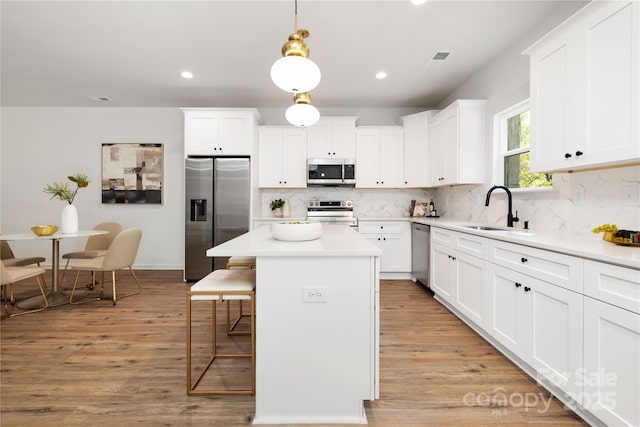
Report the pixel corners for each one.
[270,199,285,218]
[44,172,90,233]
[592,223,618,241]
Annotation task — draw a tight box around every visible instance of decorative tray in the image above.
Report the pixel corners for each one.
[603,234,640,247]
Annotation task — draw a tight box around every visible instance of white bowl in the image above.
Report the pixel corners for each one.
[270,221,322,242]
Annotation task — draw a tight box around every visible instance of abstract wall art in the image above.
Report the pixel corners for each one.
[101,143,163,204]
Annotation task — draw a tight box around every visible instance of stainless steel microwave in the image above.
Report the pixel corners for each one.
[307,158,356,186]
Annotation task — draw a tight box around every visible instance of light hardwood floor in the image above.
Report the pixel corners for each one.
[1,270,587,426]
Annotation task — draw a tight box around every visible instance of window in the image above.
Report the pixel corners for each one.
[495,100,552,190]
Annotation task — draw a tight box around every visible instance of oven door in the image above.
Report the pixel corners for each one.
[308,159,344,185]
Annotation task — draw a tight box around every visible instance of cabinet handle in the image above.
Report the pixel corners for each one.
[381,181,384,184]
[438,177,444,181]
[383,237,386,241]
[332,152,336,156]
[524,287,531,292]
[564,153,572,158]
[521,257,528,263]
[376,181,379,184]
[575,150,583,156]
[278,181,282,184]
[377,238,381,241]
[404,181,408,184]
[515,282,522,288]
[283,181,287,184]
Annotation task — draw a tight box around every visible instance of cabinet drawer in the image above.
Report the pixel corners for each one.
[359,221,405,235]
[431,227,455,246]
[454,232,488,259]
[488,241,583,293]
[584,260,640,314]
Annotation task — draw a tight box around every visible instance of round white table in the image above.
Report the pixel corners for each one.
[0,230,108,307]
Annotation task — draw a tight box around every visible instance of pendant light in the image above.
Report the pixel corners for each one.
[286,92,320,127]
[271,0,321,93]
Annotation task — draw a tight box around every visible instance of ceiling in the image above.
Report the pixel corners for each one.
[1,0,585,110]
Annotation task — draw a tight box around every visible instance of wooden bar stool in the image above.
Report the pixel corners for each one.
[186,269,256,395]
[225,256,256,335]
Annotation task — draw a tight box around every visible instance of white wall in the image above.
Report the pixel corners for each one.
[1,107,184,269]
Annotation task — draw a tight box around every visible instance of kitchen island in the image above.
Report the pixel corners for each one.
[206,224,381,425]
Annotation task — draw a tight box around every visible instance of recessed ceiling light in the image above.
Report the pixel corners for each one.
[411,0,428,5]
[181,71,194,79]
[375,71,388,80]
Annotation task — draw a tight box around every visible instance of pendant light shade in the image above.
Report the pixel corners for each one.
[271,1,321,94]
[271,56,321,93]
[286,92,320,127]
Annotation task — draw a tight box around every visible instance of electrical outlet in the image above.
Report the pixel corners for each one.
[302,287,327,303]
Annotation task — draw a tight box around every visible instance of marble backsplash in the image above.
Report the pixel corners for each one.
[259,165,639,235]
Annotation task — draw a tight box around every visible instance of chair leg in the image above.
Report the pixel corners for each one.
[69,271,100,305]
[113,267,142,303]
[6,275,48,317]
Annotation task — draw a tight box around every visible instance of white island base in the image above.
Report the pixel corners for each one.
[206,225,381,424]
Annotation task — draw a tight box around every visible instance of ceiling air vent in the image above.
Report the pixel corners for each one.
[432,51,450,61]
[88,96,112,102]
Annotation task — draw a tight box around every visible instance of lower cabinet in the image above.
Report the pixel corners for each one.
[431,240,488,327]
[583,296,640,427]
[359,221,410,274]
[487,263,583,399]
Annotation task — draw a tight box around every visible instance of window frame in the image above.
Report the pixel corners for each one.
[493,99,553,193]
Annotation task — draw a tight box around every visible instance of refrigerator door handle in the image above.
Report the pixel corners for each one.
[190,199,207,221]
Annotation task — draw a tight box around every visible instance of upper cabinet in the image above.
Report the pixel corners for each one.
[306,117,358,159]
[183,109,259,156]
[525,1,639,172]
[258,127,307,188]
[355,126,404,188]
[401,110,439,188]
[428,100,486,187]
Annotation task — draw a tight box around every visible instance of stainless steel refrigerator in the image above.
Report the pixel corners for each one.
[184,157,250,281]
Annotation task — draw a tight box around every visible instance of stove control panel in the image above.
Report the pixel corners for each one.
[307,200,353,208]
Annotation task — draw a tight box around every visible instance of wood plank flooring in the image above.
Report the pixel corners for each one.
[1,271,587,426]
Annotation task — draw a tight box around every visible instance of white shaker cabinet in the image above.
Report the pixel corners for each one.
[525,1,640,172]
[583,297,640,427]
[183,109,258,156]
[359,221,410,274]
[355,126,404,188]
[428,100,486,187]
[583,260,640,427]
[306,117,358,159]
[400,110,439,188]
[487,263,584,400]
[258,127,307,188]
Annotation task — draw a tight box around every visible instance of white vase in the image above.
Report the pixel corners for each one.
[282,200,290,218]
[61,204,78,234]
[273,207,283,218]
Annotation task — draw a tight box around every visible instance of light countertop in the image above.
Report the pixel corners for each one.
[207,224,381,257]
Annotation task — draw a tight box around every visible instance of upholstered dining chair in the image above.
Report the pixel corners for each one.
[1,240,47,305]
[60,222,122,287]
[1,262,49,319]
[68,228,142,306]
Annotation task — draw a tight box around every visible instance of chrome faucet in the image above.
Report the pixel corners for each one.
[485,185,519,227]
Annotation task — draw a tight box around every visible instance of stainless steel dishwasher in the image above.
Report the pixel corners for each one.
[411,222,431,290]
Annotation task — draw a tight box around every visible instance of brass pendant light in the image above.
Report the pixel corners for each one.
[286,92,320,127]
[271,0,321,94]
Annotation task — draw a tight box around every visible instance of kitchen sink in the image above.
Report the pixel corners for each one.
[460,225,505,231]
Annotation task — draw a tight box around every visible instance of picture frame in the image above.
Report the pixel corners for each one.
[101,143,163,204]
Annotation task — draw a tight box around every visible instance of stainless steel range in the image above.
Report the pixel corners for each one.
[306,200,358,230]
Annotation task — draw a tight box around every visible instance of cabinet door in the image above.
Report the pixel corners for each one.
[218,111,252,155]
[281,129,307,187]
[380,233,410,273]
[185,111,218,155]
[378,128,404,188]
[355,128,381,187]
[306,120,331,158]
[428,114,446,185]
[487,264,527,357]
[429,107,457,186]
[258,129,284,188]
[431,243,456,304]
[529,36,573,172]
[331,118,357,158]
[527,277,583,400]
[455,252,488,328]
[584,296,640,427]
[402,114,431,187]
[580,1,639,168]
